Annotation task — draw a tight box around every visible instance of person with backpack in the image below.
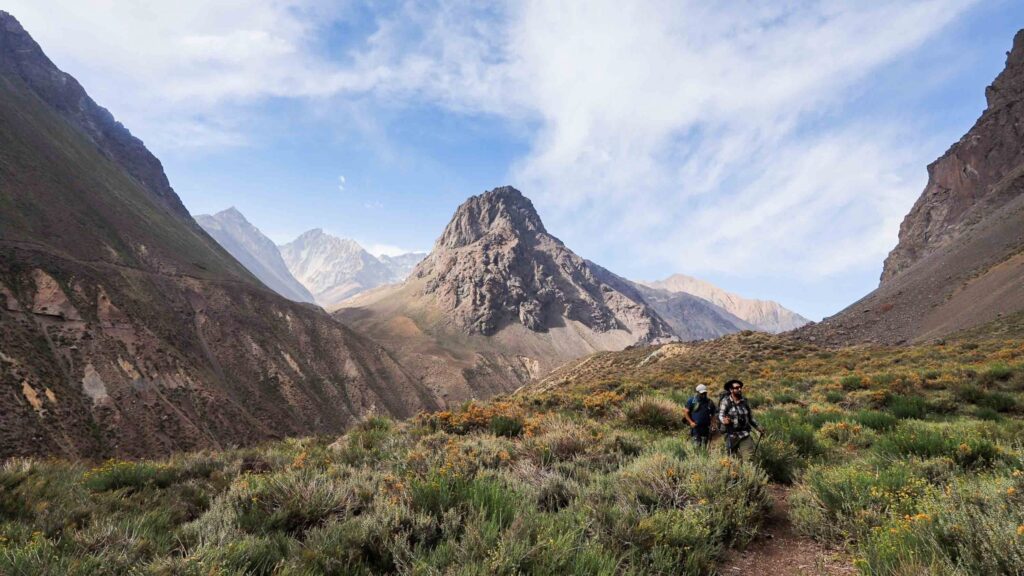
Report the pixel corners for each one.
[718,379,762,459]
[683,384,715,447]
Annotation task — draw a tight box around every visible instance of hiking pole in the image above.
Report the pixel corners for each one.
[752,428,766,458]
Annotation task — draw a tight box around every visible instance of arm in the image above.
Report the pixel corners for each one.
[719,397,730,425]
[683,399,697,427]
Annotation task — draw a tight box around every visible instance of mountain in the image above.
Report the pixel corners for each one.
[642,274,810,333]
[196,208,316,304]
[279,229,393,308]
[798,29,1024,345]
[0,11,435,458]
[379,251,427,282]
[630,282,757,339]
[334,186,706,399]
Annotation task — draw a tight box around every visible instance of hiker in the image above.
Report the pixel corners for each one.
[719,379,762,459]
[683,384,715,447]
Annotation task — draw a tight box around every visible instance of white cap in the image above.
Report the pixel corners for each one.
[695,384,708,393]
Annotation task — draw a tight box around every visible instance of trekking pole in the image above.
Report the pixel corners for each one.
[752,428,766,458]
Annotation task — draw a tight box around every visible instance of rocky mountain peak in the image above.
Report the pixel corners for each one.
[881,28,1024,284]
[413,186,673,340]
[435,185,548,250]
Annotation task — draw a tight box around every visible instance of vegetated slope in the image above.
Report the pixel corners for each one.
[4,312,1021,575]
[335,186,687,402]
[196,208,316,303]
[642,274,810,333]
[0,11,435,459]
[279,228,423,308]
[799,29,1024,346]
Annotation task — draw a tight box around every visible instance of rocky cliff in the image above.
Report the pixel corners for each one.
[798,28,1024,345]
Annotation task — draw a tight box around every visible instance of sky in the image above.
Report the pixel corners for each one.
[6,0,1024,320]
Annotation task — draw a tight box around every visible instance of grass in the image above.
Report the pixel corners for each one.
[2,331,1023,574]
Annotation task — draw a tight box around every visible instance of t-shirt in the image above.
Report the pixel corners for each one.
[686,395,715,427]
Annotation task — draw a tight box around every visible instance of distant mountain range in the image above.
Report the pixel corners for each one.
[195,208,316,304]
[279,229,425,309]
[195,212,426,309]
[641,275,809,333]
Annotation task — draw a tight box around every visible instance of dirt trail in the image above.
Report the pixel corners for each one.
[718,485,857,576]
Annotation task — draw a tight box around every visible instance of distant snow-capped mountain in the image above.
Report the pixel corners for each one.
[196,208,316,303]
[279,229,425,309]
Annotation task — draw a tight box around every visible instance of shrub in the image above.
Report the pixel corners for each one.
[980,362,1014,384]
[82,460,178,492]
[840,375,864,391]
[229,469,376,535]
[754,435,801,484]
[489,414,525,437]
[625,396,688,431]
[979,391,1017,413]
[852,410,898,431]
[772,391,798,405]
[887,395,928,419]
[824,390,845,404]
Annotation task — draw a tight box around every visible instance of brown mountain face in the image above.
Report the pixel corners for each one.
[336,187,677,401]
[0,12,435,459]
[798,29,1024,346]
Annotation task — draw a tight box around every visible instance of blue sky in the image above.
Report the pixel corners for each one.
[8,1,1024,320]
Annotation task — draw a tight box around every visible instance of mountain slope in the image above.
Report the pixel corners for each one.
[630,282,757,340]
[335,186,685,400]
[196,208,316,304]
[642,274,809,333]
[0,11,435,459]
[799,29,1024,345]
[280,229,396,308]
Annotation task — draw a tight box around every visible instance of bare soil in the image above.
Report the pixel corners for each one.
[718,485,857,576]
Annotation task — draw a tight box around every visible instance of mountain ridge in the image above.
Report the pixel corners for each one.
[196,208,316,304]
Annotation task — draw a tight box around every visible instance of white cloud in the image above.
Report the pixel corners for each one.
[364,243,421,258]
[6,0,981,284]
[338,175,347,192]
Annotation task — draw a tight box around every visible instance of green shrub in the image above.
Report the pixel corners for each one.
[980,362,1014,383]
[887,395,928,419]
[625,396,688,431]
[824,390,845,404]
[840,375,864,391]
[489,414,524,437]
[230,469,375,535]
[979,391,1017,413]
[853,410,898,431]
[82,460,178,492]
[772,391,798,405]
[754,435,801,484]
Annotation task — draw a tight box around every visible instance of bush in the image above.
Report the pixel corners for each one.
[840,375,864,391]
[489,414,525,437]
[824,390,845,404]
[625,396,688,431]
[979,391,1017,413]
[82,460,178,492]
[887,395,928,419]
[852,410,898,431]
[754,435,801,484]
[229,469,376,535]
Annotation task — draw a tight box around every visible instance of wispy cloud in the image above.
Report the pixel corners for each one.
[8,0,981,288]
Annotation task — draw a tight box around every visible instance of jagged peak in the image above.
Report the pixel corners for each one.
[435,186,548,250]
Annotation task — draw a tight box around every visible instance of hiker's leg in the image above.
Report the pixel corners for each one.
[735,436,754,460]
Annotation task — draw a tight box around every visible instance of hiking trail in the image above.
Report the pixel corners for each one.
[718,485,857,576]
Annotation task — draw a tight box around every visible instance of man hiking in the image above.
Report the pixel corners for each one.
[683,384,715,447]
[718,379,762,459]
